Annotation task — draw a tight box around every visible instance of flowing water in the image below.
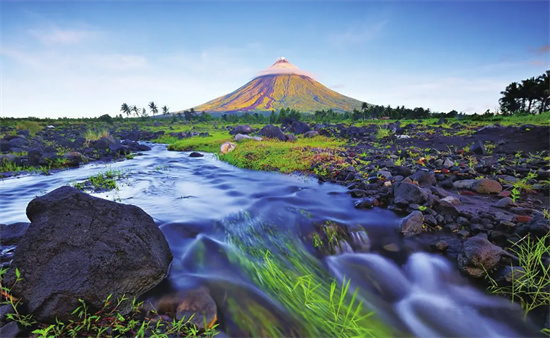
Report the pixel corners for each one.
[0,144,537,337]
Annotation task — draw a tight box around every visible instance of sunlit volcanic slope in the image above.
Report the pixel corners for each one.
[195,58,364,113]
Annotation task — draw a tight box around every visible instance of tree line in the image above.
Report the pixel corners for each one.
[499,70,549,115]
[119,102,170,119]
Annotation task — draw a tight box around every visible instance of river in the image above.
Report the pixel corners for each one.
[0,143,536,337]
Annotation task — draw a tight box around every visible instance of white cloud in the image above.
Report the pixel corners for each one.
[28,27,96,44]
[1,40,264,118]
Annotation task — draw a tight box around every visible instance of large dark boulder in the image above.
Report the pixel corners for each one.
[260,125,285,141]
[93,135,118,151]
[27,149,43,166]
[3,186,172,323]
[229,125,253,135]
[8,137,29,148]
[289,121,311,135]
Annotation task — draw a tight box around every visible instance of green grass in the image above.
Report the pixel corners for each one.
[224,215,393,337]
[73,168,128,191]
[485,233,550,317]
[497,111,550,126]
[163,128,347,175]
[221,136,345,173]
[0,268,218,337]
[164,131,229,153]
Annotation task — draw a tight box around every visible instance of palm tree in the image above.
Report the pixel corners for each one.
[149,101,158,117]
[120,103,131,118]
[361,102,368,120]
[536,71,550,113]
[162,105,169,117]
[131,105,139,118]
[499,82,522,114]
[520,77,538,114]
[141,108,148,118]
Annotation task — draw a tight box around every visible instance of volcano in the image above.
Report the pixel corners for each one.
[195,58,365,113]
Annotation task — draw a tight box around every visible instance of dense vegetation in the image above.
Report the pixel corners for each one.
[499,70,549,115]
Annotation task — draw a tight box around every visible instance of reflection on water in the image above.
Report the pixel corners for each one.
[0,143,536,336]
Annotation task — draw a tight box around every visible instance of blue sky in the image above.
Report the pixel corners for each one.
[1,0,548,118]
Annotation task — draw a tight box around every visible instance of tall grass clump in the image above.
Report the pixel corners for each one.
[224,215,393,337]
[84,129,110,142]
[16,120,43,136]
[485,233,550,317]
[376,126,391,139]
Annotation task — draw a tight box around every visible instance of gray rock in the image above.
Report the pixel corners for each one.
[377,170,392,179]
[303,130,319,138]
[470,140,486,155]
[64,151,85,166]
[8,137,28,148]
[411,171,436,187]
[285,134,298,142]
[458,236,506,278]
[0,304,15,327]
[453,179,502,194]
[443,158,455,168]
[400,210,424,236]
[494,197,513,208]
[0,321,22,338]
[3,186,172,323]
[393,182,429,206]
[234,133,262,141]
[153,286,217,329]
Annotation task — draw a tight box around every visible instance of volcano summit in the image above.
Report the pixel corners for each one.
[195,58,365,113]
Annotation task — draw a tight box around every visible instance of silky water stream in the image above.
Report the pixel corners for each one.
[0,144,537,337]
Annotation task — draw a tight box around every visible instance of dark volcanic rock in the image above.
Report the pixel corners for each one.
[289,121,311,135]
[393,182,429,206]
[411,171,436,187]
[457,236,506,278]
[260,125,285,141]
[303,130,319,138]
[470,140,486,155]
[0,222,30,246]
[4,186,172,323]
[400,211,424,236]
[27,149,43,166]
[189,152,204,158]
[229,125,253,135]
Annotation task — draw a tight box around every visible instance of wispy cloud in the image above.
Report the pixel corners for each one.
[28,27,97,44]
[536,43,550,55]
[328,20,387,47]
